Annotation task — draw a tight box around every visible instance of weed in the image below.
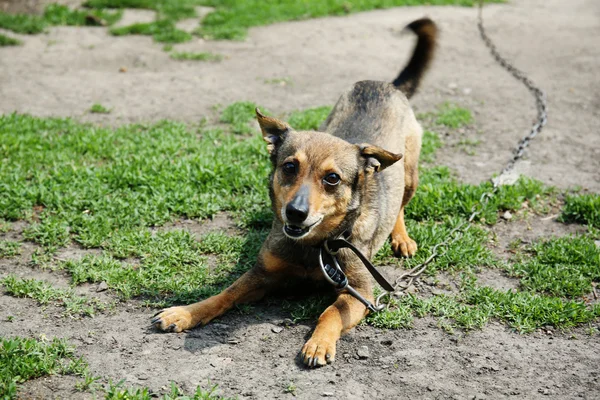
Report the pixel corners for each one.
[559,193,600,228]
[104,379,234,400]
[287,106,332,131]
[0,337,87,399]
[1,275,108,317]
[435,102,473,128]
[110,20,192,43]
[170,51,223,62]
[219,101,263,134]
[0,33,21,46]
[284,381,297,396]
[89,103,111,114]
[508,235,600,298]
[0,4,121,35]
[263,77,293,86]
[0,240,21,258]
[196,0,504,40]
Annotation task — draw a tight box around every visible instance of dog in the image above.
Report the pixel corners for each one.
[152,18,437,368]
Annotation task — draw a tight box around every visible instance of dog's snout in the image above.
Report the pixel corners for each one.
[285,185,310,224]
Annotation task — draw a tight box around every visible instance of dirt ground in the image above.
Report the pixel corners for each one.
[1,0,600,399]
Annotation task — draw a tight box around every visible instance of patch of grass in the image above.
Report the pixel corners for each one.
[508,235,600,298]
[43,4,123,27]
[466,287,600,333]
[0,337,87,399]
[197,0,504,40]
[89,103,111,114]
[421,130,442,163]
[110,19,192,43]
[105,379,234,400]
[84,0,204,20]
[219,101,262,134]
[375,218,498,274]
[0,240,21,258]
[0,4,122,35]
[287,106,332,131]
[559,193,600,228]
[0,12,46,34]
[0,33,21,46]
[1,275,108,317]
[435,102,473,128]
[409,166,553,224]
[170,51,223,62]
[60,228,265,305]
[0,114,270,248]
[263,77,293,86]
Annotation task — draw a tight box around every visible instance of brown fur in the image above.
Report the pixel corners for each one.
[152,17,437,368]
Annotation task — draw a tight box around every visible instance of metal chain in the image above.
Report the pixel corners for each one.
[375,0,548,310]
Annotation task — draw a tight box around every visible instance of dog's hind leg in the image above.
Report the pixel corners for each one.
[391,131,420,257]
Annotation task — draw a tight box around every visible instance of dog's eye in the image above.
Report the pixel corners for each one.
[323,173,341,186]
[282,162,296,175]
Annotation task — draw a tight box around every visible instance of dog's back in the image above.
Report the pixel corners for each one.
[321,18,437,255]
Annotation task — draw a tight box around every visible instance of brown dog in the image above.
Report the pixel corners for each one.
[152,18,437,367]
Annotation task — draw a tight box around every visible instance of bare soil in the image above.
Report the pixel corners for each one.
[1,0,600,399]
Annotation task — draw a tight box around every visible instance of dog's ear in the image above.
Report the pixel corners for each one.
[358,144,403,173]
[256,108,291,154]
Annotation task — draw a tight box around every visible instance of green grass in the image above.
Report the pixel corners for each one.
[1,100,597,333]
[105,380,235,400]
[435,102,473,128]
[84,0,205,20]
[560,193,600,228]
[0,4,122,34]
[89,103,111,114]
[0,33,21,46]
[0,240,21,258]
[170,51,223,62]
[0,337,87,399]
[110,20,192,43]
[288,106,332,131]
[1,275,108,317]
[508,235,600,298]
[196,0,504,40]
[219,101,262,134]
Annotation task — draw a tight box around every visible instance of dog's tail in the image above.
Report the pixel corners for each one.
[392,18,437,99]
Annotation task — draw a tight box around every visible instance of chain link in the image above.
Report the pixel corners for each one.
[375,0,548,310]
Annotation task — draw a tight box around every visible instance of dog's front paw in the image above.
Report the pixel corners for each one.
[301,335,336,368]
[151,306,194,333]
[391,236,418,257]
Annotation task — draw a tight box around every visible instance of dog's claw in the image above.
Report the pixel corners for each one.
[152,309,164,318]
[150,317,160,325]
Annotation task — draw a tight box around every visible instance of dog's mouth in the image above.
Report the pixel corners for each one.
[283,219,322,239]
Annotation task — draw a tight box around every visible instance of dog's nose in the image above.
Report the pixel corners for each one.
[286,202,309,224]
[285,185,310,224]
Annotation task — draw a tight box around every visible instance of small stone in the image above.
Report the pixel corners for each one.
[463,88,472,95]
[119,66,127,73]
[343,353,351,359]
[448,82,458,90]
[138,374,149,380]
[501,211,513,220]
[96,281,109,292]
[427,386,433,392]
[380,339,393,346]
[357,346,370,359]
[271,326,283,334]
[322,392,334,397]
[227,339,240,345]
[281,318,294,326]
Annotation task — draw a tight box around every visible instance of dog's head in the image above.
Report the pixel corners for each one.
[256,108,402,245]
